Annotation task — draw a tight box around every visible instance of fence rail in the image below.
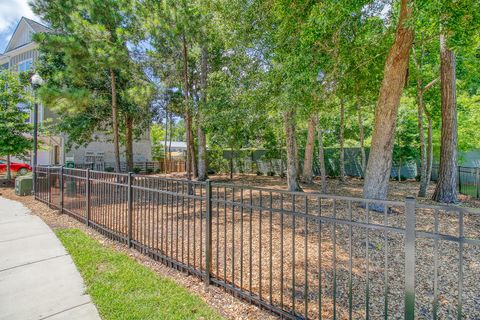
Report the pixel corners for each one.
[34,166,480,319]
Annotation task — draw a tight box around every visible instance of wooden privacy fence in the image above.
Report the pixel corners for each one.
[34,166,480,319]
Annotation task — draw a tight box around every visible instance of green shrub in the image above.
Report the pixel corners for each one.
[133,167,141,174]
[146,168,154,174]
[104,167,114,172]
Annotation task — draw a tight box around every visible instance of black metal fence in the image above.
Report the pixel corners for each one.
[431,165,480,199]
[34,166,480,319]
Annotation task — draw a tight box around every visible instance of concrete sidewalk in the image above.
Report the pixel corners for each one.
[0,196,101,320]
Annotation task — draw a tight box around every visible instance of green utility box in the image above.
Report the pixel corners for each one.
[65,160,75,168]
[15,174,33,196]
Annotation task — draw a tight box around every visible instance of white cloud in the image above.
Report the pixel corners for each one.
[0,0,42,52]
[0,0,41,33]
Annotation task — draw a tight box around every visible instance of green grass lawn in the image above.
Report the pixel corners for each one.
[56,229,224,320]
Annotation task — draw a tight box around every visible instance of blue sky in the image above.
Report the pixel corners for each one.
[0,0,42,53]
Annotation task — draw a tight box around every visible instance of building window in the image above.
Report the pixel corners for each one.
[17,59,32,72]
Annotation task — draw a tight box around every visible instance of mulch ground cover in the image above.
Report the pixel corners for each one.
[2,175,479,319]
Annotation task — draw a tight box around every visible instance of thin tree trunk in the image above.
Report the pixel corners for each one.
[6,155,11,180]
[417,80,428,196]
[197,45,208,181]
[110,69,121,173]
[317,126,327,193]
[302,114,317,184]
[398,158,402,182]
[433,34,458,203]
[125,115,134,173]
[413,36,429,197]
[191,130,197,178]
[164,111,169,173]
[339,100,346,181]
[168,113,173,171]
[426,116,433,186]
[182,34,192,181]
[230,149,234,180]
[284,109,302,192]
[363,0,414,201]
[356,100,366,177]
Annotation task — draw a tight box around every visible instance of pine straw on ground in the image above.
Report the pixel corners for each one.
[0,187,276,320]
[2,176,479,319]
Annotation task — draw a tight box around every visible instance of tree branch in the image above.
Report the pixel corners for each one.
[422,77,439,93]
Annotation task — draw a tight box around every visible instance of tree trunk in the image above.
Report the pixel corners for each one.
[168,112,173,170]
[356,100,366,177]
[433,34,458,203]
[339,100,346,181]
[284,109,302,192]
[164,111,169,173]
[110,69,121,173]
[197,44,208,181]
[398,158,402,182]
[182,34,192,181]
[6,155,11,180]
[229,149,234,180]
[317,126,327,193]
[363,0,414,201]
[413,36,429,197]
[426,116,433,186]
[302,114,317,184]
[190,129,197,178]
[416,80,429,197]
[125,115,134,173]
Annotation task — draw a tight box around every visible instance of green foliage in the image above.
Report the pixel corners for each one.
[393,99,420,168]
[32,0,154,152]
[0,70,33,161]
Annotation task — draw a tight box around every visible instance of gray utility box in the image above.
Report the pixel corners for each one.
[15,175,33,196]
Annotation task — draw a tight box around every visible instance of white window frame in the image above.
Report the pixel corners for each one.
[17,58,33,72]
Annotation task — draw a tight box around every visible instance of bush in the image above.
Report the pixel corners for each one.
[256,170,263,176]
[133,167,141,174]
[207,147,229,174]
[104,167,114,172]
[267,171,275,177]
[155,168,161,174]
[146,168,154,174]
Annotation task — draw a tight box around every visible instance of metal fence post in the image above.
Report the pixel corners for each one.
[205,179,213,288]
[60,166,64,213]
[86,169,90,226]
[127,172,133,248]
[404,197,416,320]
[47,167,51,208]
